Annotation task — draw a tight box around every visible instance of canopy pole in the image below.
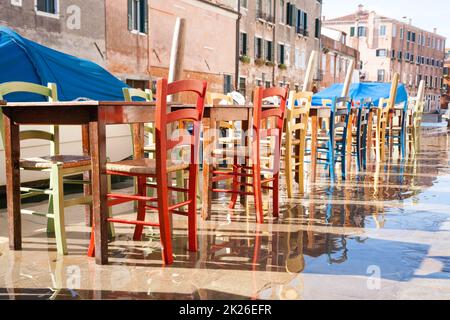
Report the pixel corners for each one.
[302,50,318,92]
[341,59,355,98]
[168,17,182,103]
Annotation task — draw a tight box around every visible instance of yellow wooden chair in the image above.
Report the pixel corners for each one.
[0,81,92,255]
[406,81,425,156]
[284,91,313,197]
[123,87,155,157]
[371,73,399,162]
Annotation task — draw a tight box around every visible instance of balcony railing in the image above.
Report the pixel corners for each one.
[296,27,309,37]
[256,11,274,23]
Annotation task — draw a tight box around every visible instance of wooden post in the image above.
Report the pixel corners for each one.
[341,59,355,98]
[302,50,318,92]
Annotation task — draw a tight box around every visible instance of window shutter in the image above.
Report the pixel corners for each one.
[141,0,148,34]
[350,27,355,37]
[303,12,308,32]
[127,0,133,31]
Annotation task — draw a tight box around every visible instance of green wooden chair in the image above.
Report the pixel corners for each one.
[0,81,93,255]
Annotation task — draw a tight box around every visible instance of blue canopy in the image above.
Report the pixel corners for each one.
[0,26,127,102]
[312,83,408,106]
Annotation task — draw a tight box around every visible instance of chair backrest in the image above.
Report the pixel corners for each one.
[324,97,352,142]
[206,92,233,106]
[0,81,59,155]
[123,87,153,102]
[252,86,288,169]
[386,72,400,111]
[123,87,154,153]
[155,78,207,169]
[286,91,312,134]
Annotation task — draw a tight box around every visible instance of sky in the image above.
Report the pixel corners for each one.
[323,0,450,42]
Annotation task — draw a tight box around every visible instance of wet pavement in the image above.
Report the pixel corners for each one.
[1,131,450,300]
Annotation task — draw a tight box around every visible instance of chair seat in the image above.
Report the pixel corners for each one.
[144,144,156,152]
[106,159,189,175]
[218,136,241,143]
[213,147,248,158]
[20,155,91,169]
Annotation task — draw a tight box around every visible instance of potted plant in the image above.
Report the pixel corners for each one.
[240,55,251,64]
[278,63,287,70]
[265,60,275,67]
[255,58,265,66]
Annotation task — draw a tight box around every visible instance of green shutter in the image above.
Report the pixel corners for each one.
[141,0,148,34]
[350,27,355,37]
[127,0,133,31]
[303,12,308,32]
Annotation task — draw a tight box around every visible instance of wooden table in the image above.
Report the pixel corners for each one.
[2,100,156,265]
[201,105,252,220]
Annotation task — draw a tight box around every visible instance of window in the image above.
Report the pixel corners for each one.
[285,44,290,66]
[295,47,300,68]
[357,26,366,37]
[128,0,148,34]
[238,77,246,96]
[265,40,273,62]
[223,75,232,94]
[279,0,285,24]
[350,27,355,37]
[239,32,248,56]
[315,18,320,38]
[398,51,403,60]
[377,69,385,82]
[241,0,248,8]
[126,79,149,90]
[418,34,422,46]
[265,81,272,88]
[391,50,396,59]
[286,2,294,26]
[379,25,386,36]
[278,44,285,64]
[36,0,57,15]
[400,28,404,39]
[255,37,263,59]
[392,25,397,37]
[376,49,387,57]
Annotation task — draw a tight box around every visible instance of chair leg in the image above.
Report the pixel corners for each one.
[51,164,68,255]
[252,165,264,224]
[107,175,115,238]
[298,137,306,195]
[87,225,95,258]
[133,176,147,241]
[272,173,279,218]
[188,165,198,252]
[285,139,293,198]
[46,191,55,234]
[156,173,174,265]
[229,157,239,209]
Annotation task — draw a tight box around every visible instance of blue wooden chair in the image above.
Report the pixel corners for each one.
[317,97,352,181]
[352,99,372,171]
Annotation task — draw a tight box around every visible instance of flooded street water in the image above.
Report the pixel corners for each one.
[1,131,450,300]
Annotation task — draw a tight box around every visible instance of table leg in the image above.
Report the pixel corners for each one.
[89,110,109,265]
[310,111,318,183]
[82,125,93,227]
[201,117,213,220]
[240,116,250,206]
[3,113,21,250]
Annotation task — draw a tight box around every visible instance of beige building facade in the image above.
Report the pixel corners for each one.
[324,5,446,112]
[238,0,322,100]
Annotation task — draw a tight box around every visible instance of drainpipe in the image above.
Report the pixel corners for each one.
[235,0,241,90]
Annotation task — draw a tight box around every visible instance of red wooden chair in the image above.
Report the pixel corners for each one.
[209,86,287,223]
[88,78,207,265]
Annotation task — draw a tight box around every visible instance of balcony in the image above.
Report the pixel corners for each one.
[256,11,274,24]
[296,27,309,37]
[314,69,324,81]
